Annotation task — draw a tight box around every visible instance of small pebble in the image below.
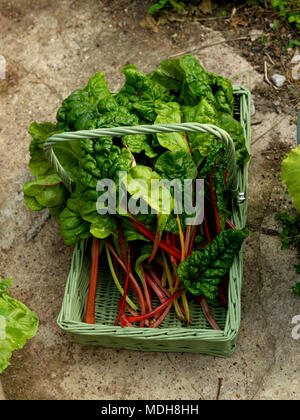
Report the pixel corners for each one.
[270,74,286,87]
[249,29,263,42]
[291,54,300,64]
[251,46,261,53]
[292,64,300,81]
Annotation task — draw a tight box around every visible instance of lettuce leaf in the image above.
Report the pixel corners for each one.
[0,277,38,373]
[282,145,300,213]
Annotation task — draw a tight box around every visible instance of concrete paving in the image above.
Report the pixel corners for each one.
[0,0,299,400]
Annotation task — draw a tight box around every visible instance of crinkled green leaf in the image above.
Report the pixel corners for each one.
[23,195,45,212]
[23,173,68,215]
[120,65,172,104]
[28,122,60,176]
[154,101,189,152]
[155,150,197,180]
[209,73,234,115]
[218,112,249,165]
[24,122,73,217]
[149,57,185,91]
[199,141,230,229]
[123,134,157,158]
[178,229,248,299]
[178,55,213,106]
[182,97,218,156]
[57,72,111,131]
[59,195,91,245]
[0,277,38,373]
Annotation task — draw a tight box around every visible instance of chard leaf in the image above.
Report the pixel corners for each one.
[178,229,248,299]
[181,97,218,155]
[23,173,68,216]
[59,196,91,245]
[155,150,197,180]
[154,101,189,152]
[57,72,110,131]
[120,65,172,103]
[0,277,38,373]
[28,122,60,177]
[89,215,117,239]
[218,113,249,165]
[120,219,151,244]
[23,195,45,212]
[149,58,185,91]
[124,165,174,215]
[123,134,157,158]
[209,73,234,115]
[178,55,213,106]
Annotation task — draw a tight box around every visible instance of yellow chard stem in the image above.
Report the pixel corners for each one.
[162,252,185,321]
[176,214,191,324]
[161,269,167,288]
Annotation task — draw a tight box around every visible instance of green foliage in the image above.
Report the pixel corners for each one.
[282,145,300,214]
[155,150,197,180]
[0,277,39,373]
[148,0,199,15]
[24,54,248,260]
[275,212,300,250]
[178,228,248,299]
[292,282,300,296]
[154,101,189,152]
[23,122,70,218]
[271,1,300,35]
[23,54,250,303]
[276,143,300,297]
[275,210,300,297]
[148,0,300,42]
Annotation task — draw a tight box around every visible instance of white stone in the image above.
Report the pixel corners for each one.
[270,74,286,87]
[292,63,300,81]
[291,54,300,64]
[249,29,263,42]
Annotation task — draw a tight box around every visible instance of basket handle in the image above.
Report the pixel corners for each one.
[44,122,238,197]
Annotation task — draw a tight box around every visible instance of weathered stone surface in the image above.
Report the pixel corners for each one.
[0,0,298,400]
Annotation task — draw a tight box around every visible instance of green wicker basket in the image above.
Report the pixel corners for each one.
[48,86,250,358]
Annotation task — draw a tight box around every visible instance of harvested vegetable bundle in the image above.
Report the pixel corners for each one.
[23,54,249,329]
